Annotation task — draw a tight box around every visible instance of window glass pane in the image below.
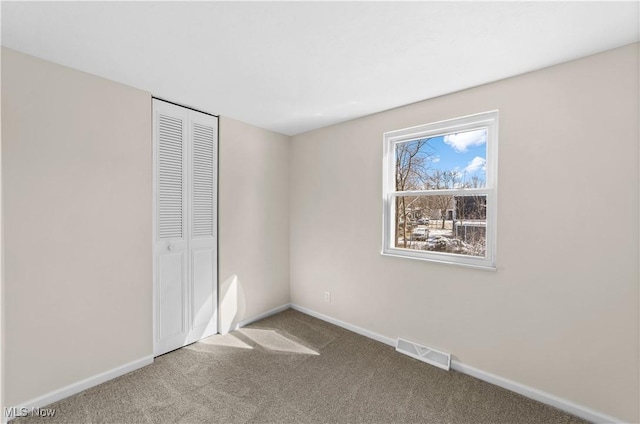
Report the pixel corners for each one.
[395,128,487,191]
[394,195,487,257]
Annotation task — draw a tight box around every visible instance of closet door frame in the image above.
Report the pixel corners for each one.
[152,98,219,357]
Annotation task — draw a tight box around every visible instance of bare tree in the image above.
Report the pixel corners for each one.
[425,170,460,229]
[395,140,432,247]
[464,174,485,189]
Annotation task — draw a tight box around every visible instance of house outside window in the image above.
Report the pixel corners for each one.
[382,111,498,269]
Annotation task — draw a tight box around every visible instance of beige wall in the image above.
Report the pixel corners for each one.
[2,48,152,406]
[219,117,290,331]
[290,43,639,421]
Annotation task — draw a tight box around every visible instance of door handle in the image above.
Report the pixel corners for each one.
[168,242,174,251]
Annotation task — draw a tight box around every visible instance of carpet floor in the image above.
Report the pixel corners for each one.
[15,309,588,424]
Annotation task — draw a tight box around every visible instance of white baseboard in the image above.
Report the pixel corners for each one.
[4,355,153,422]
[449,361,621,424]
[8,305,621,424]
[289,303,622,424]
[233,303,292,331]
[290,303,396,346]
[4,304,290,422]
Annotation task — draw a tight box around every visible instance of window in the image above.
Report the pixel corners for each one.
[382,111,498,269]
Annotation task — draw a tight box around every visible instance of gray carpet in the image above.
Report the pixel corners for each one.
[15,309,588,424]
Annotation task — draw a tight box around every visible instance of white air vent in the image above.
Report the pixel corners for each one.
[396,338,451,371]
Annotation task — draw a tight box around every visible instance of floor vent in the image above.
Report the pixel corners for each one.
[396,338,451,371]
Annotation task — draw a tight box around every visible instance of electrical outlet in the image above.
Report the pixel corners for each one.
[324,291,331,303]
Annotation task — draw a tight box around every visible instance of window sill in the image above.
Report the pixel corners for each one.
[381,249,497,271]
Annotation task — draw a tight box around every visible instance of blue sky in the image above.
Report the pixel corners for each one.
[422,128,487,186]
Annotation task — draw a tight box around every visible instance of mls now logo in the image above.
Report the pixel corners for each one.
[4,406,56,418]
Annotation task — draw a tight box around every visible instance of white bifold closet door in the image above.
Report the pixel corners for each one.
[153,99,218,357]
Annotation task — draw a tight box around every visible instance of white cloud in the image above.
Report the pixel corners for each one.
[432,156,440,163]
[443,129,486,153]
[464,156,486,174]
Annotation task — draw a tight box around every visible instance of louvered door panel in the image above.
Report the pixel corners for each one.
[187,112,218,344]
[192,123,215,238]
[158,114,184,240]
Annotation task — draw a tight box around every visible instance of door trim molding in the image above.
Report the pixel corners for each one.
[152,96,218,118]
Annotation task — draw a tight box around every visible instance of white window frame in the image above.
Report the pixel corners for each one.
[382,110,498,270]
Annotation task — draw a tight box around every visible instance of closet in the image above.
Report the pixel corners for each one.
[152,99,218,356]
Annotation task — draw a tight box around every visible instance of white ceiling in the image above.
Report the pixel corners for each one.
[2,2,638,135]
